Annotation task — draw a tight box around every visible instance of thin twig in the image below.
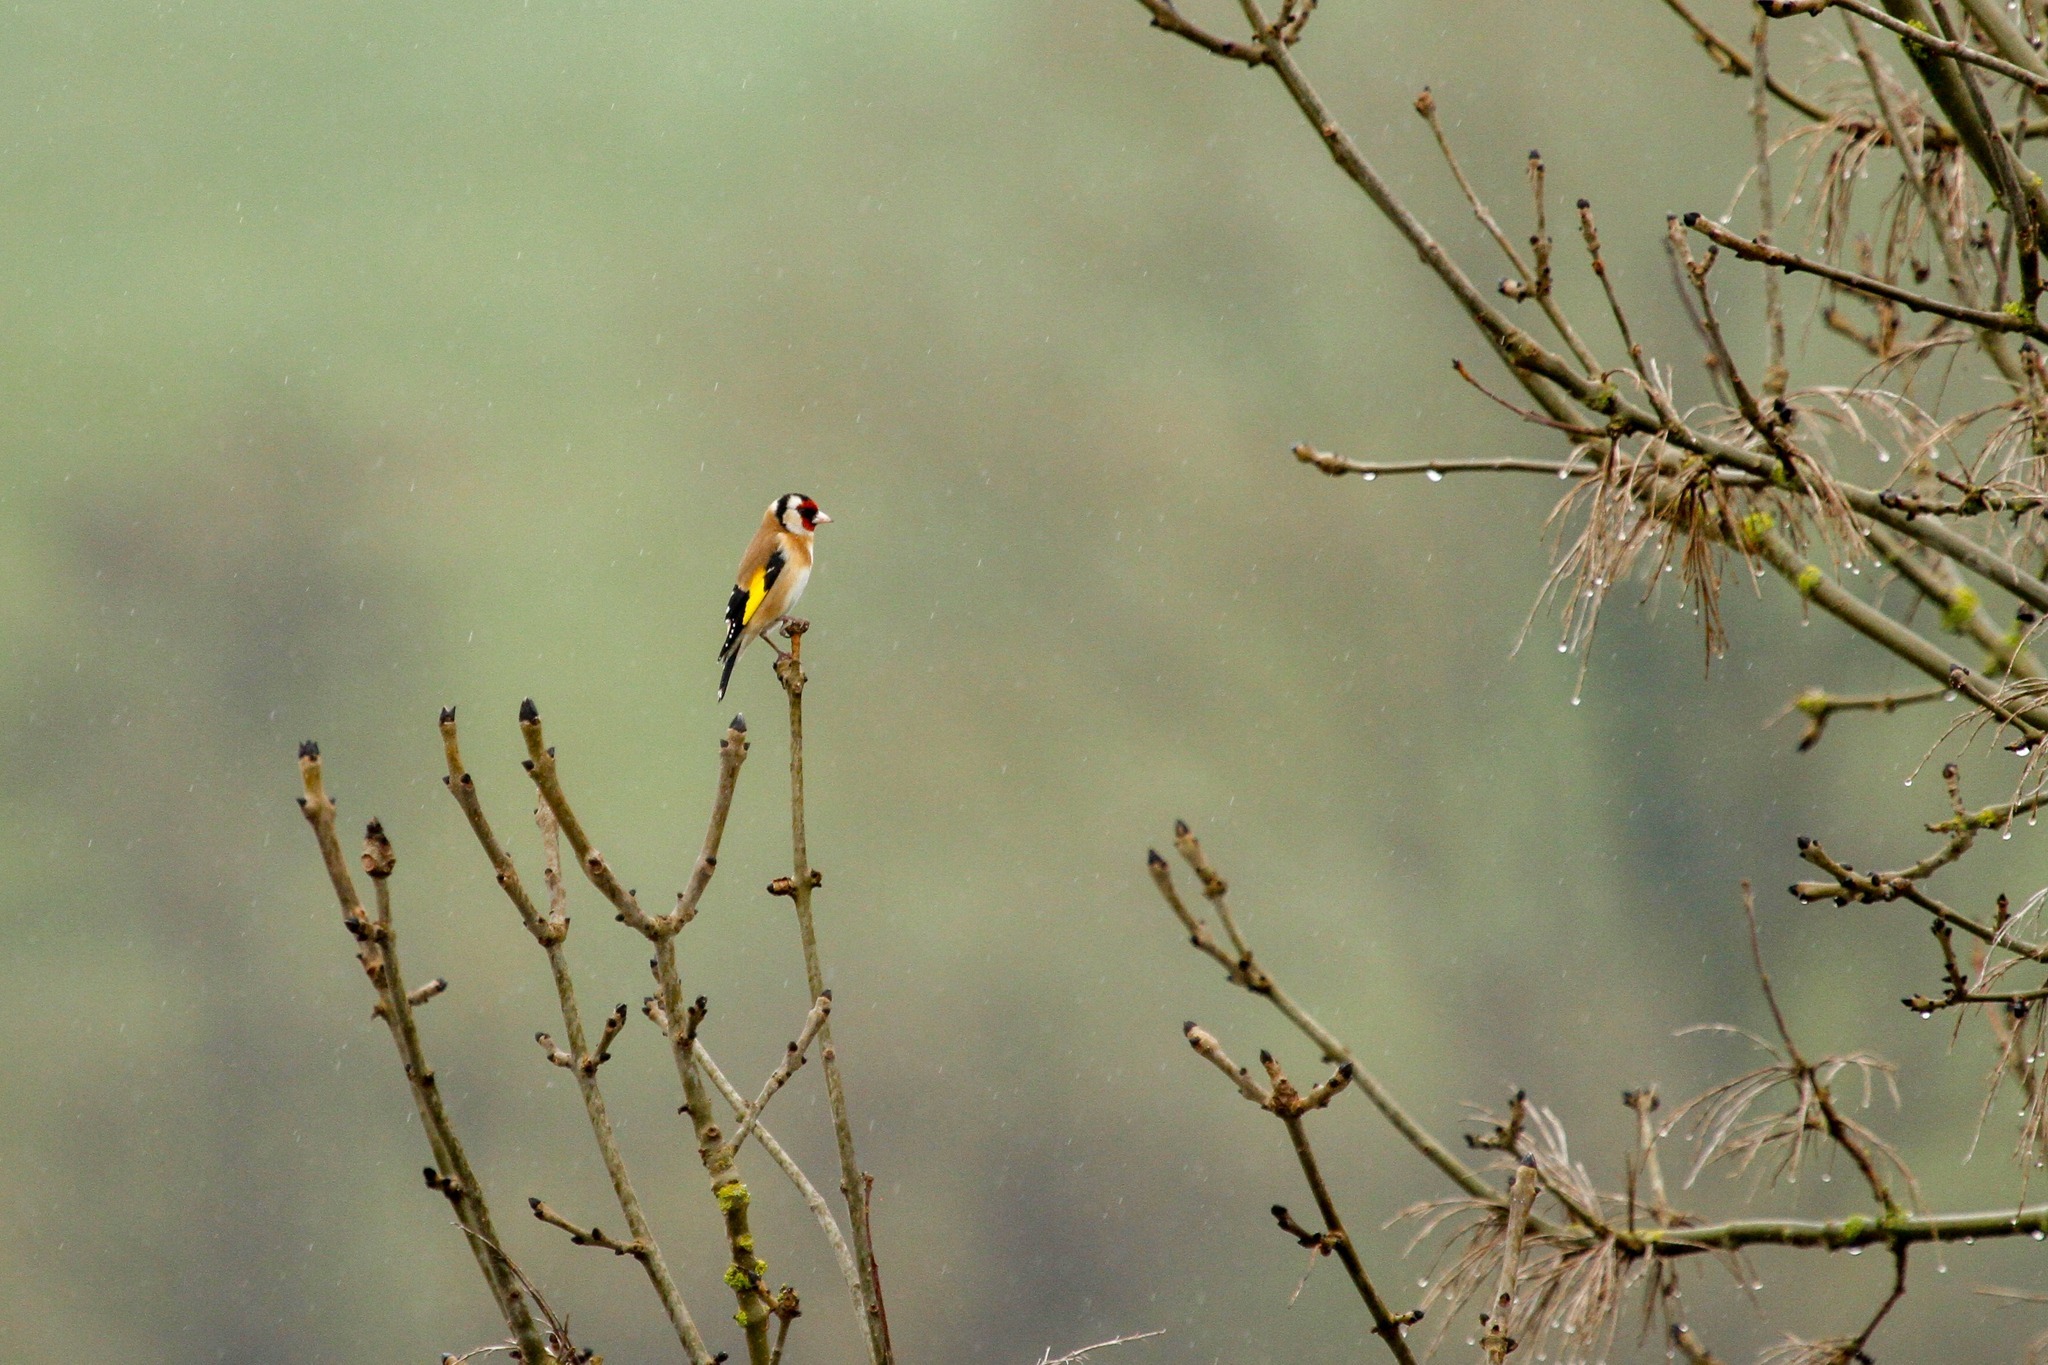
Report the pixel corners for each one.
[516,702,781,1362]
[296,745,554,1365]
[1689,212,2046,338]
[1752,13,1789,396]
[1761,0,2048,101]
[1412,89,1599,373]
[1186,1030,1419,1363]
[726,994,834,1155]
[1292,444,1596,480]
[1662,0,1837,122]
[1751,527,2048,735]
[1035,1329,1168,1365]
[1278,1106,1421,1364]
[696,1040,871,1335]
[1150,827,1511,1208]
[445,707,718,1362]
[1133,0,1265,64]
[774,626,894,1365]
[1781,683,1950,750]
[1742,884,1902,1217]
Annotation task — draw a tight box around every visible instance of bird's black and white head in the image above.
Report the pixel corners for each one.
[774,493,831,535]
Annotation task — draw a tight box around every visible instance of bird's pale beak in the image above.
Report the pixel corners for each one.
[813,510,833,524]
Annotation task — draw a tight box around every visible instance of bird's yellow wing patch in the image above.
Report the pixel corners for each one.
[743,565,769,625]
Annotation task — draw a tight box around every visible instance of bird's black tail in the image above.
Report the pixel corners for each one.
[717,646,741,700]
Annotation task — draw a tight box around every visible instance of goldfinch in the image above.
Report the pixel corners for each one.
[717,493,832,699]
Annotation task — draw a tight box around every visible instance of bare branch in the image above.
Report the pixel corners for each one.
[773,628,894,1365]
[724,994,833,1155]
[295,744,555,1365]
[1761,0,2048,102]
[528,1197,650,1261]
[1685,212,2045,340]
[444,707,718,1364]
[1292,443,1595,480]
[1150,826,1509,1206]
[1132,0,1265,64]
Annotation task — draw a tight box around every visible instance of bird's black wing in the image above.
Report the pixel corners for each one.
[717,546,787,659]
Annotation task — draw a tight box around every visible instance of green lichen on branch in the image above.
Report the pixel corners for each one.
[1941,585,1982,632]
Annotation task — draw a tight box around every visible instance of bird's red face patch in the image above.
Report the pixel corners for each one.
[797,498,828,530]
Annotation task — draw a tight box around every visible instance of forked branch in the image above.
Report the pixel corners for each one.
[296,744,556,1365]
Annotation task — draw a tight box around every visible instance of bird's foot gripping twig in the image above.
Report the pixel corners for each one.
[775,619,810,687]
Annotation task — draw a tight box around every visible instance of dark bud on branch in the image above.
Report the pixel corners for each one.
[519,697,539,724]
[362,820,397,878]
[1271,1203,1329,1249]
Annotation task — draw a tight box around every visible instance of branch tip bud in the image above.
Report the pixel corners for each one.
[298,739,320,759]
[519,697,539,723]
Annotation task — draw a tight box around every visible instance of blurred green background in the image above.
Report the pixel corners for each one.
[3,0,2044,1359]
